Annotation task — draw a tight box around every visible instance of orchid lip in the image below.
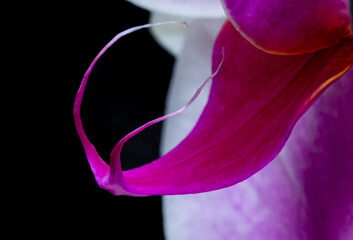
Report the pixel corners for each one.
[75,18,353,197]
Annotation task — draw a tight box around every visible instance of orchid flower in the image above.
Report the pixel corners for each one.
[74,0,353,218]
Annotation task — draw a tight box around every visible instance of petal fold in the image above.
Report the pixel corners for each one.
[221,0,352,54]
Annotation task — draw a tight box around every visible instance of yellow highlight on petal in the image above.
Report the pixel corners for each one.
[305,65,352,107]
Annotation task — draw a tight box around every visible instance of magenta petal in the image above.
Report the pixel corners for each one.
[112,21,353,195]
[163,68,353,240]
[221,0,352,54]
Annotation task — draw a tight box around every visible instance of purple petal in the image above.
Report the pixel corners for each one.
[127,0,225,18]
[163,67,353,240]
[221,0,352,54]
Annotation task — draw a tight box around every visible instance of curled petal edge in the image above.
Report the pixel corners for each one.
[73,22,223,196]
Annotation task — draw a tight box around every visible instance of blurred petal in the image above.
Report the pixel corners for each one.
[222,0,352,54]
[163,68,353,240]
[149,12,193,57]
[102,21,353,196]
[127,0,225,18]
[160,19,225,153]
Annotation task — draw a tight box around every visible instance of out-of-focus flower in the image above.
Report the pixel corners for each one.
[127,0,225,18]
[74,0,353,201]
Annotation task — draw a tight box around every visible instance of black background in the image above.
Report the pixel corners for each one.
[8,1,353,238]
[13,1,174,238]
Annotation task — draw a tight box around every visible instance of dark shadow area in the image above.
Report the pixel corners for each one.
[18,2,175,239]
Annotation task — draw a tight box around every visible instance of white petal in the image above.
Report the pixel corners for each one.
[159,18,225,155]
[127,0,226,18]
[149,13,192,57]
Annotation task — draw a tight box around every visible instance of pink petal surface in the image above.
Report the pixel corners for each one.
[127,0,225,18]
[163,67,353,240]
[222,0,352,54]
[75,21,353,196]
